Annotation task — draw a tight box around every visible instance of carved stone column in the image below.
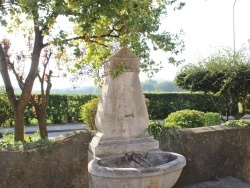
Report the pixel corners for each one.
[89,47,158,158]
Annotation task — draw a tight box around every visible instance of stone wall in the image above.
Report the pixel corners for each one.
[164,126,250,187]
[0,131,92,188]
[0,126,249,187]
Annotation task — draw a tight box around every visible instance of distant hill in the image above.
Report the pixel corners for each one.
[9,79,182,94]
[50,86,101,94]
[12,86,101,95]
[141,79,183,92]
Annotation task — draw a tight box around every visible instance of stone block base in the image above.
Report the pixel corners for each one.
[88,132,159,158]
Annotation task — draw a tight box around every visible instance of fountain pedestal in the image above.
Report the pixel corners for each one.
[89,132,159,158]
[88,47,186,188]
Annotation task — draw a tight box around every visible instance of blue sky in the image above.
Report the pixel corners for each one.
[1,0,250,89]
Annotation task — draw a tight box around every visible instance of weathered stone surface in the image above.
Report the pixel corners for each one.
[95,47,149,140]
[1,126,250,187]
[88,47,186,188]
[103,48,140,74]
[0,131,92,188]
[89,151,186,188]
[90,48,160,158]
[181,176,250,188]
[89,133,159,157]
[161,126,250,187]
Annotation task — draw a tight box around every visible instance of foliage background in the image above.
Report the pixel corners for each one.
[20,93,222,126]
[2,92,246,127]
[144,93,222,119]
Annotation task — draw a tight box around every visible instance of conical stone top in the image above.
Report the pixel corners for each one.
[109,47,139,59]
[103,47,140,75]
[95,47,149,140]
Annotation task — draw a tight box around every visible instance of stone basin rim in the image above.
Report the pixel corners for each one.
[88,151,186,178]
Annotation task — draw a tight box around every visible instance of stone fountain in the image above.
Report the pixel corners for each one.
[88,47,186,188]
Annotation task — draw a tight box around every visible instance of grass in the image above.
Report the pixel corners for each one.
[0,131,52,152]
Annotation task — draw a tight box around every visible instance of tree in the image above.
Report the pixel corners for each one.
[0,0,185,141]
[141,79,158,92]
[141,79,183,92]
[156,80,182,92]
[30,47,54,139]
[175,47,250,120]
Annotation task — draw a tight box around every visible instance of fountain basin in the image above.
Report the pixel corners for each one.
[88,150,186,188]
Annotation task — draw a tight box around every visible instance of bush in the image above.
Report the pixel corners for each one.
[0,94,13,126]
[0,131,52,151]
[144,97,150,109]
[165,109,205,128]
[224,119,250,127]
[147,121,164,139]
[80,98,99,130]
[204,112,222,126]
[148,120,181,146]
[144,93,222,120]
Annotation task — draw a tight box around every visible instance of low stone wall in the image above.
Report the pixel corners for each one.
[0,131,92,188]
[1,126,249,187]
[163,126,250,187]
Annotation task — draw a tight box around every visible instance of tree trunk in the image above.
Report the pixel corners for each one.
[13,108,25,141]
[208,94,227,122]
[231,100,240,120]
[37,113,48,139]
[31,100,49,139]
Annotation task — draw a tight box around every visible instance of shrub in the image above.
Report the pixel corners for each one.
[165,109,205,128]
[144,93,221,120]
[0,131,52,151]
[147,121,164,139]
[204,112,222,126]
[0,94,14,126]
[224,119,250,127]
[144,97,150,109]
[148,120,181,147]
[80,98,99,130]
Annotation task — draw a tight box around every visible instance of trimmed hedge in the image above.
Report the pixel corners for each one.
[80,98,99,130]
[0,93,226,126]
[144,93,222,120]
[165,109,205,128]
[0,94,14,126]
[24,94,98,125]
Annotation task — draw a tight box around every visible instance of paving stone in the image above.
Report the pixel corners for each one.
[181,176,250,188]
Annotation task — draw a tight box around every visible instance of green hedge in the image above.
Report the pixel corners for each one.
[47,94,98,123]
[0,94,14,126]
[144,93,222,120]
[24,94,98,125]
[0,93,226,126]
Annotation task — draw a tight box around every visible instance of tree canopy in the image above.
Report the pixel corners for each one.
[174,47,250,120]
[141,79,182,92]
[0,0,185,141]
